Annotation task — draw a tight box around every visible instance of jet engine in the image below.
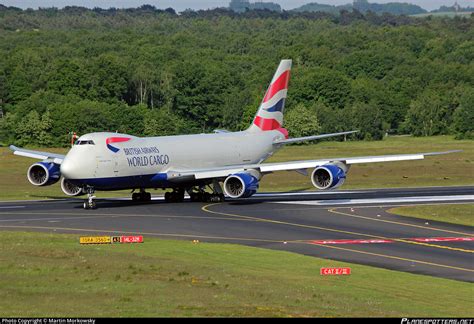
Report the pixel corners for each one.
[311,162,348,190]
[27,162,61,186]
[61,178,84,196]
[223,171,260,198]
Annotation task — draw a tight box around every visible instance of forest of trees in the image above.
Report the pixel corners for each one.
[0,5,472,147]
[294,0,427,16]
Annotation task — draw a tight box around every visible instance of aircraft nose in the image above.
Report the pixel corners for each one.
[60,157,76,179]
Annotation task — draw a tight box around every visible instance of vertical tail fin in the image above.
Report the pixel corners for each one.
[248,59,292,135]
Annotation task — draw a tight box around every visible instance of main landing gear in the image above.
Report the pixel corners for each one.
[164,188,185,203]
[132,189,151,202]
[182,180,225,203]
[82,184,225,209]
[83,188,96,209]
[164,187,224,203]
[188,190,224,203]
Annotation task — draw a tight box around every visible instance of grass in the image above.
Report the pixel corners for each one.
[0,135,473,200]
[388,204,474,227]
[0,231,472,317]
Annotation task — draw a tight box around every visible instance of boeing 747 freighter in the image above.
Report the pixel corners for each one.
[11,60,458,209]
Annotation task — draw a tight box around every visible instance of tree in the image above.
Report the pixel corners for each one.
[8,89,63,117]
[15,110,53,146]
[143,108,184,136]
[341,47,401,80]
[349,101,387,140]
[351,77,407,132]
[313,100,352,136]
[452,89,474,139]
[284,103,321,140]
[172,62,233,132]
[5,49,47,104]
[86,54,128,102]
[221,89,248,131]
[0,112,17,145]
[290,67,351,109]
[402,90,452,137]
[47,59,87,98]
[129,63,159,107]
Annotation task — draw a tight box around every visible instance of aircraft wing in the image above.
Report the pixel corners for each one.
[9,145,65,164]
[165,150,461,181]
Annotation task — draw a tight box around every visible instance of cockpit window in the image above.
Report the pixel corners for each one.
[74,140,95,145]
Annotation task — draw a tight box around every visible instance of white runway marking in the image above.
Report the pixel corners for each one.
[105,196,166,201]
[273,195,474,206]
[253,191,367,197]
[0,199,67,203]
[0,206,25,209]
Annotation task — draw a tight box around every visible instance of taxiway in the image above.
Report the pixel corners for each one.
[0,186,472,282]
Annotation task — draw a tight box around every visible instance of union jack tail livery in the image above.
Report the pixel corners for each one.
[249,59,291,137]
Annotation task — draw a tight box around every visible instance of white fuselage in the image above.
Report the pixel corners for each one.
[60,130,284,190]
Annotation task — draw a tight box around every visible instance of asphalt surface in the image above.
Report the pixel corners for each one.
[0,186,473,282]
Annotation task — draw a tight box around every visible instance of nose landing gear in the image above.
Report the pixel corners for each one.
[83,188,96,209]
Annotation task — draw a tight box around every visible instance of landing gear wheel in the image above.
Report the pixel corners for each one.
[164,188,185,203]
[84,199,96,209]
[189,192,198,202]
[132,190,151,202]
[188,188,225,203]
[89,201,97,209]
[209,193,225,202]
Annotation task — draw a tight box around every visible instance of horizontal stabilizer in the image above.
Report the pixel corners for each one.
[273,130,358,145]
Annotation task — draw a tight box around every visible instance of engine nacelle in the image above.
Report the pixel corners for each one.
[27,162,61,186]
[311,163,347,190]
[61,178,84,196]
[223,172,260,198]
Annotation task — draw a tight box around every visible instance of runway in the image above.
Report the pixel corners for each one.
[0,186,473,282]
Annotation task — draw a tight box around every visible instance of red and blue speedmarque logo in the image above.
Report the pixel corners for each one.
[106,137,131,153]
